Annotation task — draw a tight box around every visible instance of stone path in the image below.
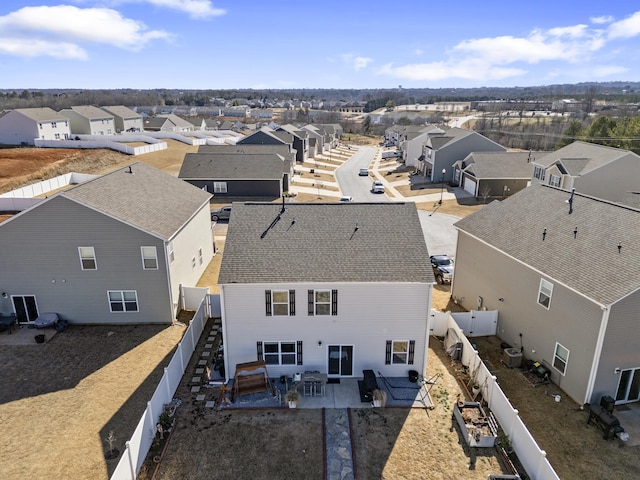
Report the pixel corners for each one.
[325,408,355,480]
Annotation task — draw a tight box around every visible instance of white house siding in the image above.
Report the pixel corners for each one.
[221,282,431,381]
[0,196,172,324]
[594,290,640,404]
[0,111,70,145]
[453,232,602,404]
[167,205,215,316]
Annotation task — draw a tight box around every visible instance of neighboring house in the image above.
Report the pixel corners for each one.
[275,124,309,163]
[302,124,327,158]
[237,127,295,153]
[402,126,445,170]
[452,151,539,198]
[217,202,434,382]
[530,141,640,206]
[143,117,177,132]
[0,162,213,325]
[418,127,506,182]
[59,105,115,135]
[198,143,295,179]
[179,152,289,197]
[0,107,71,145]
[101,105,144,133]
[157,114,195,132]
[452,184,640,406]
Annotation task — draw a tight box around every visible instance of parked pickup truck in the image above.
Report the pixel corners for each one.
[381,150,402,159]
[430,254,454,284]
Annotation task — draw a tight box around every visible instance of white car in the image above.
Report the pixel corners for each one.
[371,181,385,193]
[339,196,353,202]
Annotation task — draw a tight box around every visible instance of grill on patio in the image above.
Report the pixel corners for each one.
[587,396,628,441]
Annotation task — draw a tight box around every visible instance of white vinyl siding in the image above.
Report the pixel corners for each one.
[141,246,158,270]
[538,278,553,309]
[78,246,97,270]
[108,290,139,312]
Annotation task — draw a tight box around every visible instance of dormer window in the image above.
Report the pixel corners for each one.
[549,174,561,187]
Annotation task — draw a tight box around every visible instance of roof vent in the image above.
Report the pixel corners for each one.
[573,227,578,239]
[566,188,575,214]
[618,243,622,254]
[126,166,133,174]
[542,228,547,241]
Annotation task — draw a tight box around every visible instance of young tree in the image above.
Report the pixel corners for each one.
[362,115,372,135]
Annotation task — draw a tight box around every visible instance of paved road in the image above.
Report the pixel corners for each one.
[335,146,389,202]
[334,145,460,256]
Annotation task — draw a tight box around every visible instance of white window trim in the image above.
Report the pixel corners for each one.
[392,340,409,365]
[78,246,97,270]
[553,342,569,375]
[272,290,290,316]
[549,174,561,187]
[538,278,553,309]
[141,246,158,270]
[314,290,331,316]
[213,181,228,193]
[168,241,175,265]
[107,290,139,313]
[263,341,296,365]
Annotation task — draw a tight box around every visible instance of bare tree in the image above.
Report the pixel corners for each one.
[480,184,492,203]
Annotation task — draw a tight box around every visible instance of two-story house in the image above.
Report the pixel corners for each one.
[530,141,640,206]
[452,184,640,405]
[218,202,434,382]
[101,105,144,133]
[0,107,71,145]
[58,105,115,136]
[0,162,213,325]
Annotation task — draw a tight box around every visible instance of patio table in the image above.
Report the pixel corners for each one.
[0,313,17,334]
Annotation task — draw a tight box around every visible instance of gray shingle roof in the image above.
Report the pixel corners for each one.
[455,184,640,305]
[463,152,540,178]
[534,141,630,174]
[101,105,141,119]
[63,105,113,120]
[218,202,434,284]
[179,153,285,179]
[63,162,211,240]
[15,107,68,122]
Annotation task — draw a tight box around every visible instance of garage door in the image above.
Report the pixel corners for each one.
[463,176,476,195]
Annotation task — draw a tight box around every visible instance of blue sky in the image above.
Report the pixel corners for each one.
[1,1,640,90]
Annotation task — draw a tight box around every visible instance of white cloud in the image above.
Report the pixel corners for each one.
[608,11,640,39]
[0,5,172,59]
[122,0,226,19]
[341,54,372,71]
[591,15,614,25]
[378,20,611,83]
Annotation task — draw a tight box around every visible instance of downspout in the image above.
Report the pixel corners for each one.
[219,285,230,383]
[164,241,176,322]
[584,304,610,404]
[424,284,433,376]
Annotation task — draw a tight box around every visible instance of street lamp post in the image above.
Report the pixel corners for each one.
[439,168,446,205]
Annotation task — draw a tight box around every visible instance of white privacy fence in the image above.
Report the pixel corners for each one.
[110,291,210,480]
[444,316,560,480]
[430,309,498,337]
[35,134,168,155]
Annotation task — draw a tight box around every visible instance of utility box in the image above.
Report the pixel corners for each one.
[502,348,523,368]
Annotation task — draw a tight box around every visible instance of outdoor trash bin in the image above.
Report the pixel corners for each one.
[408,370,419,383]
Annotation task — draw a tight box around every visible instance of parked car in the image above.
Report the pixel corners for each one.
[339,196,353,202]
[430,255,454,284]
[359,168,369,176]
[211,206,232,221]
[371,181,385,193]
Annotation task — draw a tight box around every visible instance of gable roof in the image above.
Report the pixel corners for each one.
[101,105,141,119]
[455,184,640,305]
[12,107,68,122]
[237,127,288,145]
[61,105,113,120]
[63,162,211,240]
[534,141,632,175]
[461,151,539,178]
[218,202,433,284]
[179,153,285,180]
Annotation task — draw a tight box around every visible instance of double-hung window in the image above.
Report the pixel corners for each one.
[265,290,295,316]
[533,166,546,181]
[213,182,228,194]
[538,279,553,309]
[553,342,569,375]
[141,246,158,270]
[385,340,416,365]
[108,290,139,312]
[263,342,297,365]
[78,246,97,270]
[307,289,338,316]
[549,174,561,187]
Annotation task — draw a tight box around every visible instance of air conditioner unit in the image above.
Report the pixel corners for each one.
[502,348,523,368]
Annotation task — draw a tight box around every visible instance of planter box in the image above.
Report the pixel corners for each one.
[452,401,497,448]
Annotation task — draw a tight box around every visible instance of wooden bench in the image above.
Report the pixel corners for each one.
[236,373,268,396]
